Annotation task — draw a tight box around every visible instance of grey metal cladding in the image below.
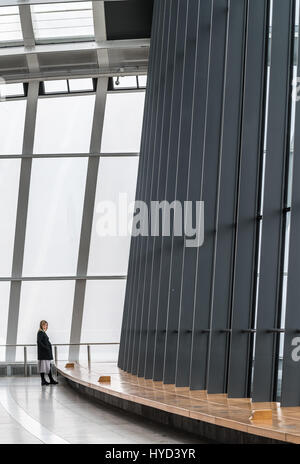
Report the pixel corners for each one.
[227,0,269,399]
[252,0,294,403]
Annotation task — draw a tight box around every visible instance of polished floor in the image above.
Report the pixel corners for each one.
[0,376,206,444]
[57,361,300,444]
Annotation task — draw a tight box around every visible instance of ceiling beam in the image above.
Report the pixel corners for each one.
[3,68,148,84]
[0,37,149,82]
[92,0,108,67]
[18,5,35,47]
[92,0,107,42]
[0,38,150,57]
[18,4,40,72]
[1,0,129,6]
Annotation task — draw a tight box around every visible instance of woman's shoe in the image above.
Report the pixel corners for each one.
[49,379,58,385]
[48,371,58,385]
[41,379,50,386]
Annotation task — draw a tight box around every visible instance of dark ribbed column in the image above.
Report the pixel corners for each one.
[125,1,165,374]
[207,0,247,395]
[162,0,199,385]
[118,0,159,371]
[252,0,294,403]
[279,5,300,408]
[227,0,269,399]
[173,0,213,388]
[130,0,169,377]
[118,0,299,409]
[190,0,229,391]
[138,0,177,379]
[152,0,189,382]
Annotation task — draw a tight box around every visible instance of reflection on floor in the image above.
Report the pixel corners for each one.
[0,376,205,444]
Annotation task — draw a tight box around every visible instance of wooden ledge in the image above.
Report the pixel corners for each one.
[57,362,300,444]
[250,409,273,422]
[65,362,75,369]
[98,376,111,383]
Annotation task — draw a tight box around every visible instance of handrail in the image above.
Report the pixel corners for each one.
[0,342,120,377]
[0,342,120,347]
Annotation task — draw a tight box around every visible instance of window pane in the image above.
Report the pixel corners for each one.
[31,2,94,41]
[88,157,139,276]
[138,75,147,88]
[0,282,10,361]
[68,78,93,92]
[101,92,145,153]
[44,80,68,94]
[0,6,23,45]
[0,82,24,98]
[80,280,126,362]
[23,158,88,277]
[17,280,75,361]
[34,95,95,153]
[0,100,26,155]
[0,160,21,277]
[113,76,138,89]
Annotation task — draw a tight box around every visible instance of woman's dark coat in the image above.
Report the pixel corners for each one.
[37,330,53,361]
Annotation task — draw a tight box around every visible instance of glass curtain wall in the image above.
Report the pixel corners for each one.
[0,79,145,362]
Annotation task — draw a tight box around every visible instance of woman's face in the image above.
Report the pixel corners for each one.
[42,322,48,332]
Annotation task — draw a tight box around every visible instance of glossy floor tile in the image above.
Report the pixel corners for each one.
[0,376,205,444]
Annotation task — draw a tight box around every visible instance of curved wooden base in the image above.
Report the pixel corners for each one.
[57,362,300,444]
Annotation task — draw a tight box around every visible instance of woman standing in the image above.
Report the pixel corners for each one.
[37,320,58,386]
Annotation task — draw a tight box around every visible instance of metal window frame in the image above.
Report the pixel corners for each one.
[68,76,108,361]
[5,81,39,362]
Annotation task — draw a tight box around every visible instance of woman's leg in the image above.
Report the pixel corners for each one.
[40,373,50,386]
[48,366,58,385]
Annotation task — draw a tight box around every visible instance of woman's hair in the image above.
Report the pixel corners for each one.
[39,320,48,331]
